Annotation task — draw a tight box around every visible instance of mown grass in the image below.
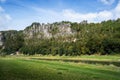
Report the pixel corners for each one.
[4,54,120,61]
[0,57,120,80]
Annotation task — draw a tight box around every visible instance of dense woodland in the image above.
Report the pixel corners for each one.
[0,19,120,56]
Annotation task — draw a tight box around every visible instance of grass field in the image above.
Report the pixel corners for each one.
[0,56,120,80]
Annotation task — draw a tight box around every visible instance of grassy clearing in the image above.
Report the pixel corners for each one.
[9,55,120,61]
[0,57,120,80]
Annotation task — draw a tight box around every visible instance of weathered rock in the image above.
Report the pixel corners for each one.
[23,22,74,39]
[0,32,3,46]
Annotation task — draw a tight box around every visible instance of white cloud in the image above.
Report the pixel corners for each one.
[32,7,58,16]
[62,9,114,22]
[100,0,115,5]
[33,1,120,23]
[0,6,12,30]
[114,1,120,18]
[0,0,6,3]
[0,6,4,12]
[0,14,12,22]
[62,9,97,22]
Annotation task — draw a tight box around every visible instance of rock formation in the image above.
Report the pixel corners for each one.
[23,22,74,39]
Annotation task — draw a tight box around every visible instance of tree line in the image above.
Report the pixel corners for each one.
[0,19,120,55]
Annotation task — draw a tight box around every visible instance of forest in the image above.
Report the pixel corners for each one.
[0,19,120,56]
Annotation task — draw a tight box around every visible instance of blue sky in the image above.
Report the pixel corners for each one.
[0,0,120,30]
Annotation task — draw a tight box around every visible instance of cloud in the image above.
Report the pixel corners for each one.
[62,9,97,22]
[62,9,113,22]
[100,0,115,5]
[32,7,58,16]
[0,0,6,3]
[32,0,120,23]
[114,1,120,18]
[32,7,64,23]
[0,6,4,12]
[62,2,120,23]
[0,6,12,30]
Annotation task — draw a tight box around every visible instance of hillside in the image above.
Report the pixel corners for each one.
[0,19,120,55]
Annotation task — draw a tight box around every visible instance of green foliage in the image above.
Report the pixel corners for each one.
[49,26,59,35]
[1,19,120,55]
[1,31,24,54]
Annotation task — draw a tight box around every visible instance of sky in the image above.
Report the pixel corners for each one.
[0,0,120,30]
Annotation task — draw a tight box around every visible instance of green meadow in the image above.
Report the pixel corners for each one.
[0,56,120,80]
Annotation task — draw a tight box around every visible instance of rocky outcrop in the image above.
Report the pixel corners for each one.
[0,32,3,46]
[23,23,52,39]
[23,22,74,39]
[0,22,75,50]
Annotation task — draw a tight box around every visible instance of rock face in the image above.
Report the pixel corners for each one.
[0,22,75,49]
[0,32,3,46]
[23,22,73,39]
